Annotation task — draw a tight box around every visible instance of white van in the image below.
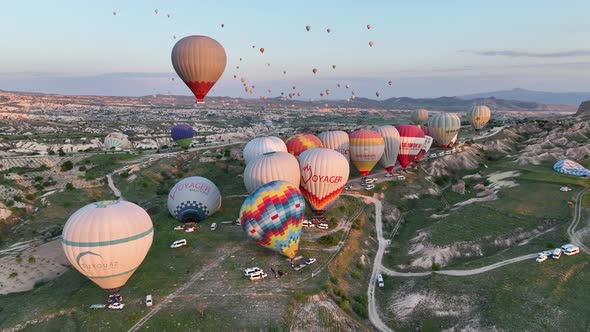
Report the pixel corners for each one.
[244,267,262,277]
[249,272,268,281]
[377,274,384,288]
[317,223,329,230]
[145,295,153,307]
[170,239,187,248]
[552,248,562,259]
[302,220,314,228]
[561,244,580,256]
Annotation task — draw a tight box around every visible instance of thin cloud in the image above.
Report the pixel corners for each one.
[464,49,590,58]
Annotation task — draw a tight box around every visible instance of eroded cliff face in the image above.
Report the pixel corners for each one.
[576,100,590,116]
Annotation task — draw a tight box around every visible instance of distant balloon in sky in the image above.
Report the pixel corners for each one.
[154,9,158,14]
[221,23,224,28]
[367,24,372,29]
[332,65,336,69]
[173,35,176,39]
[326,89,330,95]
[112,11,117,16]
[306,25,311,31]
[167,14,170,18]
[376,91,380,97]
[171,35,226,104]
[337,83,341,88]
[259,47,265,54]
[312,68,318,74]
[320,93,324,97]
[283,70,287,74]
[345,84,350,89]
[326,28,331,33]
[252,44,255,48]
[369,41,374,47]
[388,80,392,86]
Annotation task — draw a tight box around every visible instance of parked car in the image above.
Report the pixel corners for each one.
[445,150,452,155]
[108,303,125,310]
[145,295,153,307]
[170,239,187,248]
[397,175,405,180]
[429,153,437,158]
[535,254,548,263]
[316,223,329,230]
[377,274,384,288]
[560,186,572,192]
[561,244,580,256]
[249,272,268,281]
[302,220,314,228]
[244,267,262,277]
[438,152,445,157]
[184,227,195,233]
[174,225,184,231]
[293,264,306,271]
[552,248,562,259]
[210,222,217,231]
[385,173,393,177]
[365,184,375,190]
[305,258,317,265]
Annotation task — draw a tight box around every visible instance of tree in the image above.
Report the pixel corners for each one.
[61,161,73,172]
[65,183,74,190]
[58,149,66,157]
[48,150,55,155]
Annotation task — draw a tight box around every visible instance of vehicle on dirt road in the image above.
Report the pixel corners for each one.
[108,303,125,310]
[170,239,187,248]
[377,273,384,287]
[305,258,317,265]
[244,267,262,277]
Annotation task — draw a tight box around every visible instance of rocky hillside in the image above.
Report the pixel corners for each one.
[576,100,590,116]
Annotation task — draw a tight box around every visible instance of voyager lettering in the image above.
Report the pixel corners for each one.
[169,182,211,199]
[301,164,344,185]
[80,261,119,270]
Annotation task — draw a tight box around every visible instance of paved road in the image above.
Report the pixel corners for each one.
[568,186,590,254]
[106,174,122,199]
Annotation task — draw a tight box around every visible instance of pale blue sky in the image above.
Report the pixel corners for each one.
[1,0,589,98]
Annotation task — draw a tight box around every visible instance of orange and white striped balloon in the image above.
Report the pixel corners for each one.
[349,130,385,177]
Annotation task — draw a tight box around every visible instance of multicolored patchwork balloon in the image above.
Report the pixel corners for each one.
[239,180,305,258]
[285,133,323,157]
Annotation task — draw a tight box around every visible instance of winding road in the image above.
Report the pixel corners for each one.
[567,186,590,254]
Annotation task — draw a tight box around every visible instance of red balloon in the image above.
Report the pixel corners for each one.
[395,125,426,169]
[259,47,265,54]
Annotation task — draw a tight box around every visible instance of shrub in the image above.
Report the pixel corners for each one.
[351,271,361,279]
[15,256,23,263]
[9,272,17,278]
[352,219,362,230]
[431,262,441,271]
[25,193,35,201]
[352,302,368,319]
[60,160,73,172]
[545,242,555,249]
[78,166,86,172]
[58,149,66,157]
[120,172,129,178]
[48,150,55,155]
[340,300,350,310]
[294,291,309,302]
[176,171,185,178]
[5,200,14,207]
[65,183,74,190]
[28,256,36,263]
[330,275,339,285]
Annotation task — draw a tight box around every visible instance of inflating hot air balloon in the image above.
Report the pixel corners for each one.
[395,125,426,169]
[244,152,300,194]
[62,200,153,293]
[167,177,222,225]
[369,41,374,47]
[428,113,461,148]
[373,126,401,174]
[259,47,265,54]
[318,130,350,161]
[553,159,590,177]
[411,109,429,126]
[285,133,323,157]
[104,132,132,150]
[305,25,311,31]
[414,136,433,163]
[349,130,385,177]
[312,68,318,74]
[171,123,194,148]
[467,105,491,130]
[239,180,305,259]
[171,35,227,104]
[243,136,287,165]
[299,148,349,218]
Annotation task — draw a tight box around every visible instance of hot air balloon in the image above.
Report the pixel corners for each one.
[345,84,350,89]
[171,36,227,104]
[312,68,318,74]
[154,9,159,14]
[467,105,491,130]
[415,136,433,163]
[332,65,336,69]
[167,177,222,225]
[305,25,311,31]
[239,180,305,259]
[297,92,301,96]
[171,124,194,148]
[283,70,287,74]
[299,148,349,218]
[318,131,350,161]
[167,14,171,18]
[243,136,287,165]
[388,80,392,86]
[369,41,374,47]
[259,47,265,54]
[320,93,324,97]
[411,109,429,126]
[221,23,225,28]
[62,200,153,293]
[327,28,331,33]
[285,133,323,157]
[376,91,380,97]
[395,125,426,169]
[428,113,461,148]
[244,152,300,193]
[553,159,590,177]
[373,126,401,174]
[104,132,132,150]
[349,130,385,177]
[112,11,117,16]
[367,24,372,29]
[326,89,331,95]
[337,83,341,88]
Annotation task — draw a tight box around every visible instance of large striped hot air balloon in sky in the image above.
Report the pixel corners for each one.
[411,109,429,126]
[171,124,194,148]
[395,125,426,169]
[285,133,323,157]
[167,177,222,224]
[349,130,385,177]
[62,200,154,293]
[298,148,349,217]
[243,151,300,194]
[415,135,433,163]
[467,105,491,130]
[171,35,227,104]
[104,132,132,150]
[428,113,461,149]
[373,126,401,174]
[239,180,305,259]
[318,130,350,161]
[243,136,287,165]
